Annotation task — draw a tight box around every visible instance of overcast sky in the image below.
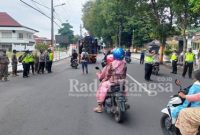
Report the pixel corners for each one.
[0,0,88,38]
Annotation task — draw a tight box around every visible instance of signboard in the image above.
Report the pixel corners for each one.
[55,35,68,44]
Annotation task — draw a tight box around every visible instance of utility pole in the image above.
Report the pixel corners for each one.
[51,0,54,47]
[80,24,83,38]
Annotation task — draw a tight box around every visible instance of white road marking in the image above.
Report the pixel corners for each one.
[127,73,152,95]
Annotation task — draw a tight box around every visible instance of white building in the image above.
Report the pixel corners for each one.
[0,12,38,51]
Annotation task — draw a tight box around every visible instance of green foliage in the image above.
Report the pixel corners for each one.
[164,49,173,56]
[190,0,200,13]
[82,0,200,49]
[58,21,74,47]
[35,43,48,51]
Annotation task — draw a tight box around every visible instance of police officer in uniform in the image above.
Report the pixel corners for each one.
[171,50,178,74]
[11,50,18,76]
[28,51,35,75]
[22,50,30,78]
[144,50,155,81]
[46,49,53,73]
[0,49,9,81]
[182,48,195,78]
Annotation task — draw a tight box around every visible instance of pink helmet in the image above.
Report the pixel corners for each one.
[106,54,114,64]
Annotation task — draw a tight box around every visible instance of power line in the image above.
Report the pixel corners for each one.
[19,0,61,28]
[30,0,50,9]
[30,0,63,24]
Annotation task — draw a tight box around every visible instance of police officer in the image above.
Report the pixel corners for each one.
[28,51,35,75]
[11,50,18,76]
[0,49,9,81]
[46,49,53,73]
[144,50,155,81]
[22,50,30,78]
[182,48,195,78]
[171,50,178,74]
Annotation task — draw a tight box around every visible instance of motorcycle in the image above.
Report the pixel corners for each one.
[71,58,78,69]
[152,62,159,75]
[95,66,130,123]
[160,79,200,135]
[125,56,131,64]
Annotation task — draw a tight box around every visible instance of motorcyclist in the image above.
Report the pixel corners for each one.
[125,49,131,58]
[94,48,127,113]
[71,49,78,63]
[171,70,200,124]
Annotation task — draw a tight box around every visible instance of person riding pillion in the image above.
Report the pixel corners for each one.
[94,48,127,113]
[182,48,196,78]
[171,50,178,74]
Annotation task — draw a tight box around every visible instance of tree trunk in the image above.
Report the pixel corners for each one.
[159,45,164,64]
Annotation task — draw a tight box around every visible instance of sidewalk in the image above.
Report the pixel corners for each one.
[8,51,70,72]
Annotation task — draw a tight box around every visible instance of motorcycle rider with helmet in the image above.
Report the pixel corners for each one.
[94,48,127,113]
[71,49,78,63]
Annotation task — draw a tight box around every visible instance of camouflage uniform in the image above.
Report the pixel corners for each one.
[11,52,18,76]
[0,50,10,81]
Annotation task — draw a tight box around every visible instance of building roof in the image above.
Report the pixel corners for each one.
[0,12,38,32]
[0,12,22,27]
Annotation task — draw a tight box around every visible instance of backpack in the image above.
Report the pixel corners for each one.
[82,52,88,61]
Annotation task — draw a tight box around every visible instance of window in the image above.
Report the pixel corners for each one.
[2,32,12,38]
[18,33,23,39]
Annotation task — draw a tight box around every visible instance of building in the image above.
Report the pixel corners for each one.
[0,12,38,51]
[34,35,51,45]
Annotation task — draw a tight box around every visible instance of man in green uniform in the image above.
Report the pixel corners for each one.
[182,48,195,78]
[22,50,30,78]
[46,49,53,73]
[144,50,155,81]
[28,51,35,75]
[171,50,178,74]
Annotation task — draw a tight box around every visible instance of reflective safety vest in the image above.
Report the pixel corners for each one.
[28,54,34,62]
[185,53,195,62]
[145,55,154,64]
[171,54,177,61]
[48,52,53,61]
[22,55,29,63]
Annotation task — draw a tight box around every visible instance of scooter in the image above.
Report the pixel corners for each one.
[95,66,130,123]
[125,56,131,64]
[152,62,159,75]
[71,59,78,69]
[160,80,200,135]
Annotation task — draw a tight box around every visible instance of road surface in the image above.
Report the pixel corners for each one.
[0,56,193,135]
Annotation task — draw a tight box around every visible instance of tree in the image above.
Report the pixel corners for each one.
[190,0,200,13]
[58,21,74,47]
[172,0,200,53]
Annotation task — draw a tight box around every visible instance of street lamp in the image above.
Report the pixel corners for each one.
[51,1,66,47]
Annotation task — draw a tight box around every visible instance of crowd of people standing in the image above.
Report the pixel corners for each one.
[0,49,53,81]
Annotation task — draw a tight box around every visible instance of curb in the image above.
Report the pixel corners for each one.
[8,56,70,73]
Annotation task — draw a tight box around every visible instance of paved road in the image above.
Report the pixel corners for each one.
[0,56,193,135]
